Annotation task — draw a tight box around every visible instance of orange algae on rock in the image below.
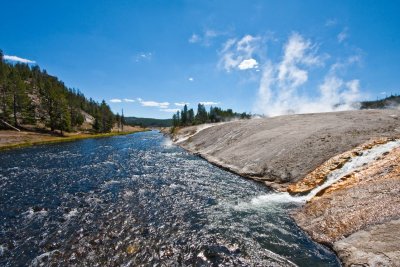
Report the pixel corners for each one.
[287,137,394,195]
[293,146,400,245]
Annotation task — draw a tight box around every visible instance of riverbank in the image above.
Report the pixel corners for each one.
[0,126,148,151]
[293,145,400,266]
[172,109,400,266]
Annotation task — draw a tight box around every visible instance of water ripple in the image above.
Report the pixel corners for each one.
[0,131,340,266]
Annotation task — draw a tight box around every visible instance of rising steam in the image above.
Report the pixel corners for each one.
[255,33,361,117]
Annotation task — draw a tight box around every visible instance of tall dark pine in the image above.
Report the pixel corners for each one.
[181,104,188,125]
[121,108,125,131]
[188,108,194,125]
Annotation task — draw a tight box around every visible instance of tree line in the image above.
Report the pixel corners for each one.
[172,103,251,128]
[360,94,400,109]
[0,50,117,133]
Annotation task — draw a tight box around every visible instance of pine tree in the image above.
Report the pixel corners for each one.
[181,104,188,125]
[121,109,125,131]
[9,69,31,127]
[116,113,121,131]
[0,50,117,132]
[56,97,71,134]
[195,103,208,124]
[172,113,179,127]
[188,108,194,125]
[0,53,12,125]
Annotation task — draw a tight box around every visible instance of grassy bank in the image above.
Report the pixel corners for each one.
[0,129,149,151]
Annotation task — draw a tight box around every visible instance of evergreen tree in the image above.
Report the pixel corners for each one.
[56,97,71,134]
[188,108,194,125]
[0,54,11,124]
[172,113,179,127]
[181,104,188,125]
[195,103,208,124]
[93,114,100,132]
[116,113,121,131]
[172,102,251,127]
[93,100,114,133]
[9,69,31,126]
[0,50,116,132]
[121,109,125,131]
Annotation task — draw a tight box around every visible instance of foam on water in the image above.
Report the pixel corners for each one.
[23,207,48,219]
[252,192,304,204]
[162,138,174,148]
[63,208,78,220]
[31,250,60,266]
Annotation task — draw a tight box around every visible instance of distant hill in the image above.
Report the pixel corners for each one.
[124,116,172,127]
[0,50,115,133]
[360,95,400,109]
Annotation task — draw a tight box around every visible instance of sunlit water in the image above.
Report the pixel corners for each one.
[0,131,340,266]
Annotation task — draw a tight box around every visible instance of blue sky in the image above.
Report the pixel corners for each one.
[1,0,399,118]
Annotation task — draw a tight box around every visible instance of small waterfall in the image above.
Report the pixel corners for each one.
[248,139,400,205]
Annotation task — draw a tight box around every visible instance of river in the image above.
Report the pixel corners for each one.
[0,131,340,266]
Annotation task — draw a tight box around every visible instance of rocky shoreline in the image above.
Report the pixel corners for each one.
[172,109,400,266]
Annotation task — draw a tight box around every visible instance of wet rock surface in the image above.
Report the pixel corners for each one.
[178,110,400,191]
[333,219,400,267]
[287,137,393,194]
[293,146,400,266]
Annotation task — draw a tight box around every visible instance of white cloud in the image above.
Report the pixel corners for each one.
[188,29,226,46]
[189,34,201,43]
[188,77,194,82]
[123,98,135,103]
[4,55,36,64]
[218,35,261,72]
[141,101,169,108]
[135,52,152,62]
[277,32,322,92]
[238,58,258,70]
[137,98,169,108]
[325,19,337,27]
[205,29,218,38]
[330,54,361,72]
[200,101,220,106]
[110,99,122,103]
[237,35,259,55]
[161,108,180,113]
[255,33,361,117]
[175,102,189,107]
[337,28,348,43]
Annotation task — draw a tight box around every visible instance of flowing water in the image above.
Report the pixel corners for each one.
[0,131,340,266]
[251,139,400,204]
